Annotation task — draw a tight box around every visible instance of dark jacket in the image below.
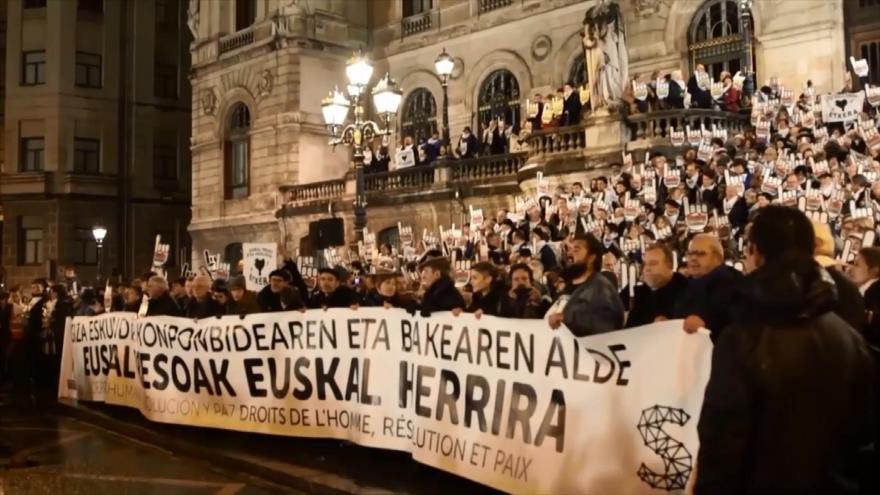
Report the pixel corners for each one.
[227,291,262,316]
[417,277,465,316]
[562,91,582,126]
[826,266,866,335]
[257,285,305,312]
[146,292,183,317]
[538,244,558,270]
[507,287,551,319]
[666,78,685,109]
[50,298,74,353]
[675,265,744,341]
[562,271,626,336]
[625,272,688,328]
[687,75,713,109]
[725,196,749,232]
[696,258,875,494]
[458,134,479,159]
[863,280,880,348]
[362,290,415,309]
[307,285,358,309]
[25,296,47,343]
[186,297,224,319]
[467,282,512,317]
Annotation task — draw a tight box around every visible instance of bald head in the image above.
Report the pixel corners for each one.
[687,234,724,278]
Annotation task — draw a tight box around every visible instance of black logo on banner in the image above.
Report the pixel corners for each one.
[636,405,693,491]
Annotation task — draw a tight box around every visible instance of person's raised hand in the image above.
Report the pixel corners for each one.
[683,315,706,334]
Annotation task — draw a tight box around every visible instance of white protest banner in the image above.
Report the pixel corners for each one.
[821,92,866,123]
[59,311,712,494]
[396,148,415,169]
[242,243,277,292]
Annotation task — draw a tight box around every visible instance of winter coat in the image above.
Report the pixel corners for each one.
[416,277,465,316]
[146,292,184,317]
[307,286,359,309]
[695,257,875,494]
[186,297,224,319]
[675,265,744,341]
[562,271,625,336]
[227,291,262,316]
[466,282,512,317]
[625,272,687,328]
[257,285,305,312]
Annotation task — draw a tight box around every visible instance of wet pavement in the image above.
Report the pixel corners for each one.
[0,389,293,495]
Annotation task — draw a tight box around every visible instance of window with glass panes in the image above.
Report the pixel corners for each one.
[18,217,44,265]
[72,228,98,265]
[225,104,250,199]
[22,51,46,86]
[74,138,100,173]
[75,52,102,88]
[21,137,44,172]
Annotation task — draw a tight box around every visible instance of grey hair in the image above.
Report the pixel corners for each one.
[148,276,169,291]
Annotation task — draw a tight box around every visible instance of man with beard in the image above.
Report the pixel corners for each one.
[626,243,687,328]
[694,206,874,493]
[547,233,624,336]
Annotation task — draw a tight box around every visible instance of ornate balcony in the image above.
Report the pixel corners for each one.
[526,124,588,159]
[277,153,527,216]
[401,12,432,37]
[625,108,749,152]
[219,26,256,55]
[479,0,514,14]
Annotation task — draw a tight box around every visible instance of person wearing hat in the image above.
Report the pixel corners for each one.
[308,267,358,309]
[257,268,305,312]
[413,257,465,317]
[226,276,261,316]
[186,275,223,319]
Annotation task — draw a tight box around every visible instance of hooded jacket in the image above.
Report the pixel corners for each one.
[695,257,875,494]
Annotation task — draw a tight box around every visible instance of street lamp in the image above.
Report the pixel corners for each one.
[739,0,754,105]
[434,48,455,148]
[92,225,107,284]
[322,51,402,242]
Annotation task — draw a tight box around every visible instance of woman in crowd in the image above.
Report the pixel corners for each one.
[466,262,511,318]
[362,272,414,309]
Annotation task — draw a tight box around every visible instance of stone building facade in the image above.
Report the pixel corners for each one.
[190,0,849,263]
[0,0,193,288]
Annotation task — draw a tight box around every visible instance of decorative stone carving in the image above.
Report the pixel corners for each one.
[631,0,668,19]
[531,34,552,61]
[257,69,273,97]
[187,0,200,39]
[450,57,465,80]
[201,88,217,115]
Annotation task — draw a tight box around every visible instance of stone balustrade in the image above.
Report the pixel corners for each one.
[626,108,749,150]
[219,26,256,55]
[525,124,588,158]
[479,0,514,14]
[279,153,527,211]
[401,12,432,37]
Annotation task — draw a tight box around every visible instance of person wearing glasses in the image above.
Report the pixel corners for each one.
[675,233,743,341]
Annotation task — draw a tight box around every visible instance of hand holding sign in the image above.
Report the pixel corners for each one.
[453,260,471,287]
[684,201,709,233]
[780,190,799,208]
[623,198,641,222]
[851,56,870,78]
[152,235,170,269]
[633,81,648,101]
[669,127,686,147]
[827,190,846,218]
[656,78,669,99]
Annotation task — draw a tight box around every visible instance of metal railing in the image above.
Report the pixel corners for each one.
[401,12,432,37]
[479,0,514,14]
[626,108,749,143]
[526,124,588,158]
[365,166,436,192]
[219,26,256,55]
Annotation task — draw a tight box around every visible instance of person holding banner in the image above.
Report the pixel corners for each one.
[676,234,743,340]
[625,243,687,328]
[695,206,875,493]
[145,276,184,317]
[227,276,261,316]
[185,275,224,319]
[257,268,305,312]
[413,257,465,317]
[362,272,413,309]
[466,262,512,318]
[548,233,624,336]
[307,268,358,309]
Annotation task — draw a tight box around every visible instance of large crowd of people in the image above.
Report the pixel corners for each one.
[1,65,879,492]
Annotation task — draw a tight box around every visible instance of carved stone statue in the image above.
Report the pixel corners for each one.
[582,0,629,112]
[187,0,200,39]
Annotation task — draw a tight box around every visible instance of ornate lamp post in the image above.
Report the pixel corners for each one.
[434,48,455,148]
[322,51,402,242]
[739,0,754,103]
[92,225,107,284]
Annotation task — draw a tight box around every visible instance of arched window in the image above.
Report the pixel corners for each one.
[687,0,753,80]
[477,69,520,136]
[400,88,437,145]
[568,54,588,88]
[224,103,250,199]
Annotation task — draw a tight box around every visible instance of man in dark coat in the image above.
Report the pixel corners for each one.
[626,244,688,328]
[257,268,305,312]
[307,268,358,309]
[227,276,262,316]
[415,257,465,316]
[675,234,743,341]
[562,82,582,126]
[695,206,875,493]
[15,279,48,399]
[145,276,184,317]
[185,275,223,319]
